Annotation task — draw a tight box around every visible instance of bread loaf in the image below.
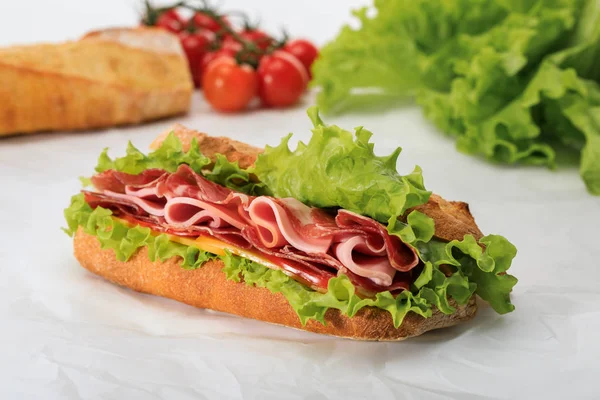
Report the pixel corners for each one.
[0,27,193,136]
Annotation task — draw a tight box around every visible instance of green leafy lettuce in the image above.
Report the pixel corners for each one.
[95,133,211,175]
[312,0,600,195]
[252,107,431,224]
[65,110,518,326]
[95,133,266,194]
[63,193,216,268]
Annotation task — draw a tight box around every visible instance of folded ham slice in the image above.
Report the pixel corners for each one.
[164,198,230,229]
[103,190,167,216]
[84,165,420,294]
[333,237,397,286]
[165,197,246,229]
[248,197,334,253]
[336,210,419,272]
[92,169,168,194]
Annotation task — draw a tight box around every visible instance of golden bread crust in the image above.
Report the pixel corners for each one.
[0,27,192,136]
[411,194,483,241]
[74,229,477,341]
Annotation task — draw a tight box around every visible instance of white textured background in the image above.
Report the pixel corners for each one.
[1,1,599,399]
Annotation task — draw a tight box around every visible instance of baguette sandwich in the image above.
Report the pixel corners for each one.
[0,27,192,136]
[64,107,518,340]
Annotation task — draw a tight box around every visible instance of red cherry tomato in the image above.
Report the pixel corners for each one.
[199,48,237,80]
[257,50,308,108]
[221,35,243,52]
[179,30,215,87]
[282,39,319,77]
[202,57,258,112]
[155,9,184,33]
[240,29,273,51]
[188,12,229,33]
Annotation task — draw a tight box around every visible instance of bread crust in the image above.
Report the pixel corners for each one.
[74,228,477,341]
[0,27,192,136]
[410,194,483,242]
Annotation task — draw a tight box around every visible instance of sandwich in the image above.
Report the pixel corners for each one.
[63,107,518,340]
[0,27,192,136]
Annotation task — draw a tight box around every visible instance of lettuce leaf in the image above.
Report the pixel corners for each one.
[459,60,600,194]
[415,235,517,314]
[204,154,269,195]
[63,193,216,267]
[311,0,512,114]
[252,107,431,223]
[312,0,600,194]
[93,133,264,195]
[64,193,516,326]
[95,133,211,175]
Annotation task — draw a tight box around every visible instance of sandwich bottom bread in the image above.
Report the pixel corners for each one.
[74,230,477,340]
[64,108,518,340]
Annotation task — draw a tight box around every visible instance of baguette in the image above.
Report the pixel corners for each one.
[69,125,490,340]
[74,228,477,341]
[0,27,193,136]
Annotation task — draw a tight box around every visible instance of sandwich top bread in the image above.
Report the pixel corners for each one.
[0,27,193,136]
[64,107,518,340]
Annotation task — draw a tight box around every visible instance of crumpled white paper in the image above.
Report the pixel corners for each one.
[1,93,599,400]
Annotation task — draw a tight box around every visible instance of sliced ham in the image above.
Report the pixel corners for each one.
[333,237,397,287]
[88,194,252,249]
[240,226,336,290]
[164,199,229,229]
[278,245,344,271]
[85,165,421,295]
[92,169,168,193]
[336,210,419,272]
[84,191,144,216]
[344,269,411,295]
[125,185,162,200]
[164,197,246,229]
[247,197,333,252]
[103,190,166,217]
[161,164,232,202]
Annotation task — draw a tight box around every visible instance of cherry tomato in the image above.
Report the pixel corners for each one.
[199,48,237,80]
[179,30,215,87]
[282,39,319,77]
[188,12,229,33]
[257,51,308,107]
[202,57,258,112]
[155,9,184,33]
[240,29,273,51]
[221,35,243,52]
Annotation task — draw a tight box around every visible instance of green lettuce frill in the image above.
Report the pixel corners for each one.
[311,0,600,195]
